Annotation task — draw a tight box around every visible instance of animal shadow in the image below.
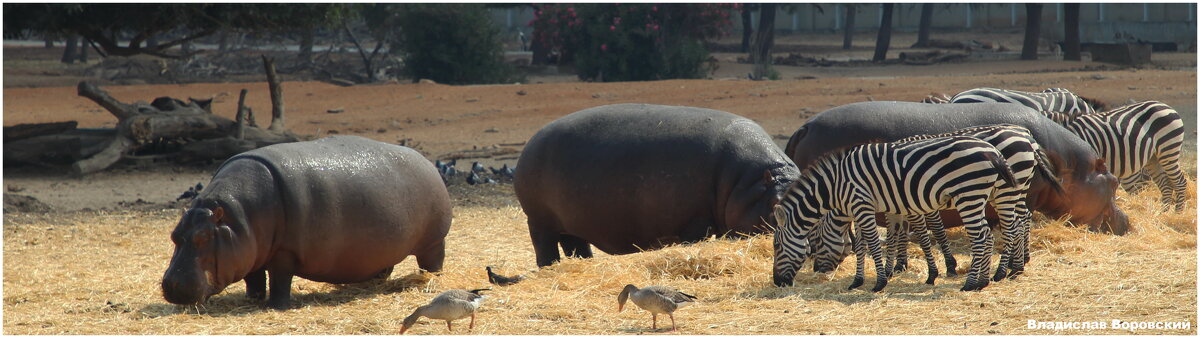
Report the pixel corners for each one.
[737,273,956,305]
[144,270,433,316]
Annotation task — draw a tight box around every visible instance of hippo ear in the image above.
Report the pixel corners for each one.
[209,206,225,225]
[1094,158,1109,174]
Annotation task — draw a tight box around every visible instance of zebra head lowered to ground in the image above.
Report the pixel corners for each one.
[772,135,1017,292]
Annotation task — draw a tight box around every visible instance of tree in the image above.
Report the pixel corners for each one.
[1021,4,1044,60]
[1063,3,1081,61]
[913,4,933,47]
[843,4,856,50]
[4,4,347,59]
[873,4,894,62]
[391,4,515,84]
[750,4,777,80]
[740,4,757,53]
[61,35,79,64]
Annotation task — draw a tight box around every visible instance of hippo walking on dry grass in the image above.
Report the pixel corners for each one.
[515,103,799,267]
[162,136,452,310]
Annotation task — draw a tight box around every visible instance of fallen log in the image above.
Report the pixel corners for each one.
[4,121,78,142]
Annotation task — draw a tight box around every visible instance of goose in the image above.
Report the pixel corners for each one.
[400,288,489,334]
[617,284,697,331]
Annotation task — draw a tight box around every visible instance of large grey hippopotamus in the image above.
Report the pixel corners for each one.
[515,103,800,267]
[162,136,452,310]
[785,102,1129,235]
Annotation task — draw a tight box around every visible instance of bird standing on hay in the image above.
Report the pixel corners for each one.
[486,266,526,286]
[617,284,697,331]
[399,288,489,334]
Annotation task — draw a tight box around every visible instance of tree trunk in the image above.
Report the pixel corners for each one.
[843,5,856,50]
[298,28,315,65]
[751,4,777,80]
[740,6,754,53]
[873,4,895,62]
[1021,4,1044,60]
[78,39,90,63]
[1064,3,1081,61]
[262,56,286,131]
[217,30,228,53]
[914,4,933,47]
[61,36,79,64]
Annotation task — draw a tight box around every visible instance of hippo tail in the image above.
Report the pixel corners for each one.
[982,150,1018,191]
[1033,148,1067,196]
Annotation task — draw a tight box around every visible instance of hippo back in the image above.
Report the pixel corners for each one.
[221,135,452,282]
[515,103,798,254]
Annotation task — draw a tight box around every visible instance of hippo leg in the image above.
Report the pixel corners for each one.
[245,268,267,300]
[417,239,446,273]
[266,253,298,310]
[530,225,562,267]
[559,234,593,259]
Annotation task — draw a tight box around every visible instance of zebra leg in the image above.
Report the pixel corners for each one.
[883,216,906,278]
[1149,155,1188,212]
[991,199,1022,282]
[925,214,958,276]
[955,199,993,292]
[849,226,866,290]
[892,215,910,274]
[853,210,889,292]
[908,214,939,285]
[1006,203,1033,279]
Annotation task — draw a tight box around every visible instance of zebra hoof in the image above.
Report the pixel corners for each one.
[1006,269,1024,280]
[925,270,938,285]
[848,277,864,290]
[992,268,1008,282]
[871,279,888,292]
[960,279,989,291]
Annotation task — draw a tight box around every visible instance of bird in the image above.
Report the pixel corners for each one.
[400,288,490,334]
[471,161,486,174]
[467,171,481,185]
[175,183,203,201]
[489,166,502,175]
[500,164,516,178]
[486,266,525,286]
[618,284,697,331]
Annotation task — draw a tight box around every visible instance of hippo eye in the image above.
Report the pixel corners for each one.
[192,228,214,248]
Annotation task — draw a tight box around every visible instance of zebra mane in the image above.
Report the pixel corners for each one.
[1076,95,1108,112]
[804,140,885,174]
[1092,100,1163,117]
[894,124,1031,143]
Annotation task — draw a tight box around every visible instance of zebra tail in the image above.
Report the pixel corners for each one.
[1034,149,1067,196]
[983,151,1019,190]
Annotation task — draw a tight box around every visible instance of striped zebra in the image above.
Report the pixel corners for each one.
[811,124,1064,285]
[948,87,1099,125]
[771,135,1018,292]
[1069,101,1187,210]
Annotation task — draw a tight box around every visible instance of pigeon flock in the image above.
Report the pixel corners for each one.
[434,159,516,186]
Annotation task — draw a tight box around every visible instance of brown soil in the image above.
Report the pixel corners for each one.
[3,32,1196,334]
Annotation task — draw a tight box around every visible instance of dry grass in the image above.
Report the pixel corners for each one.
[3,175,1196,335]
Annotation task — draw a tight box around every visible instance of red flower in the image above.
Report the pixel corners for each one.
[610,25,616,31]
[601,44,608,52]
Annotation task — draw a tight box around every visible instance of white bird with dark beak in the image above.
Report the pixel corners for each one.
[617,284,697,331]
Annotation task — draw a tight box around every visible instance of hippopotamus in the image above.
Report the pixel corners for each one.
[785,102,1129,235]
[515,103,800,267]
[162,136,452,310]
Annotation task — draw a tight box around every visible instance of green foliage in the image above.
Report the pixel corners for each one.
[391,4,516,85]
[531,4,736,82]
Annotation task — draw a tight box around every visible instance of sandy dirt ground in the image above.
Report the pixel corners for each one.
[2,30,1197,335]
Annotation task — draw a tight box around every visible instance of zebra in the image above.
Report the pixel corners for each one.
[1069,101,1187,210]
[771,135,1018,292]
[810,124,1065,285]
[947,87,1099,125]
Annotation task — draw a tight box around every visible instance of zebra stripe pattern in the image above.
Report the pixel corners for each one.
[811,124,1060,285]
[948,87,1098,125]
[1069,101,1187,210]
[771,135,1018,291]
